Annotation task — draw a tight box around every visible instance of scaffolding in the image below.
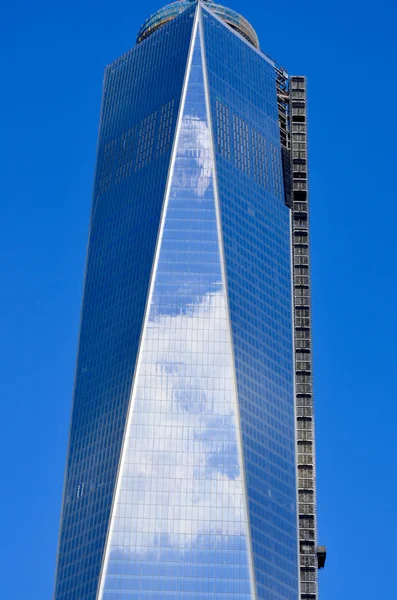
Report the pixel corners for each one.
[278,73,327,599]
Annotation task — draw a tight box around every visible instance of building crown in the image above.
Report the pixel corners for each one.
[137,1,259,49]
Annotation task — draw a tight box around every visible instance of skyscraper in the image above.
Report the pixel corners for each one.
[54,2,323,599]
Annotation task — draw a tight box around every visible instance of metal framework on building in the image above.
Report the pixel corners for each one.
[290,75,319,600]
[278,72,326,599]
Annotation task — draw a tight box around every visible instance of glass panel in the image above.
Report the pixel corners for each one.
[100,20,253,600]
[54,8,196,599]
[202,8,299,599]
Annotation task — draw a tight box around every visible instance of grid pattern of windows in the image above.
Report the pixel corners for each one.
[233,114,250,175]
[115,127,135,184]
[135,111,157,170]
[214,101,274,193]
[215,99,231,159]
[203,7,298,599]
[55,4,300,599]
[98,105,178,191]
[156,99,175,156]
[54,8,196,599]
[271,143,283,199]
[252,129,268,189]
[98,139,117,194]
[100,24,253,600]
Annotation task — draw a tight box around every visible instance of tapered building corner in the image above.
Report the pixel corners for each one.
[54,2,323,599]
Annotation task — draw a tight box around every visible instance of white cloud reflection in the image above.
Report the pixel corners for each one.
[103,38,249,571]
[109,290,248,557]
[176,114,212,197]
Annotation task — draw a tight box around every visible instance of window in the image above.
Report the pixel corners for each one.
[233,113,250,175]
[135,111,157,170]
[215,99,230,159]
[156,99,174,157]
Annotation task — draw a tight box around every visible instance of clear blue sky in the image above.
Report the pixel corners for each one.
[1,0,396,598]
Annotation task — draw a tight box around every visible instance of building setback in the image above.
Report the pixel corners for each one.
[54,2,324,599]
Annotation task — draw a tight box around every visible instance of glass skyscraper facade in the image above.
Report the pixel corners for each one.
[54,2,321,599]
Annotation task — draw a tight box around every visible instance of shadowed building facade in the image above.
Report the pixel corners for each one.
[54,2,321,599]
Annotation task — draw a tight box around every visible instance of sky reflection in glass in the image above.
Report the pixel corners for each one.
[100,19,254,600]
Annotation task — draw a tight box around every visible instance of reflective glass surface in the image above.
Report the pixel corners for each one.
[56,4,299,599]
[54,7,195,599]
[100,19,254,600]
[203,7,298,599]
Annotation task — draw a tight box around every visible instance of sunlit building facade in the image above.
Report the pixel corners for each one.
[54,2,320,599]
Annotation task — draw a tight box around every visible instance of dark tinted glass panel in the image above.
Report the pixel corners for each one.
[203,8,299,599]
[54,7,195,599]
